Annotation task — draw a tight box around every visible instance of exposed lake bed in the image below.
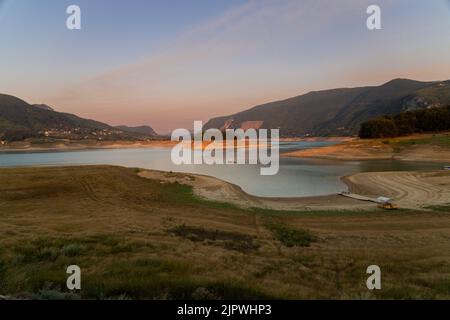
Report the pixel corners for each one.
[0,141,445,200]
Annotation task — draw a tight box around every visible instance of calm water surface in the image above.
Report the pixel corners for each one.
[0,141,442,197]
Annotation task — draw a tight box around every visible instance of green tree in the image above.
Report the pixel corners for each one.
[359,118,398,139]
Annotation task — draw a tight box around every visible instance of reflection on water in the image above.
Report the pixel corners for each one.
[0,142,443,197]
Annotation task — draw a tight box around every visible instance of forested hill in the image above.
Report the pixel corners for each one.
[0,94,157,141]
[359,105,450,139]
[205,79,450,137]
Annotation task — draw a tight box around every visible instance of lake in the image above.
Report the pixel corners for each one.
[0,141,442,197]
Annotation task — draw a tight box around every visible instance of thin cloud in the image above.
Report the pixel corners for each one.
[57,0,370,100]
[49,0,446,132]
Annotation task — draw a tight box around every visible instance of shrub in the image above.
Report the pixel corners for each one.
[61,244,85,257]
[266,223,317,247]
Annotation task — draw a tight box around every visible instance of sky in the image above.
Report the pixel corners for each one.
[1,0,450,134]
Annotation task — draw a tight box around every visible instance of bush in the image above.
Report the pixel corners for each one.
[168,224,259,252]
[267,223,317,247]
[61,244,85,257]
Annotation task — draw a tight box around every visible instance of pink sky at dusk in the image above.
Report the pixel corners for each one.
[1,0,450,134]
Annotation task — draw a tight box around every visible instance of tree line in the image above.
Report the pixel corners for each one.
[359,105,450,139]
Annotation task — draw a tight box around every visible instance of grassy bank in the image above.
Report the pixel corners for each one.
[283,132,450,162]
[387,133,450,150]
[1,166,450,299]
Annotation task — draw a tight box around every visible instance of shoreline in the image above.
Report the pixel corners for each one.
[283,132,450,163]
[137,169,376,211]
[0,140,178,154]
[0,160,447,210]
[3,133,448,163]
[342,170,450,209]
[1,135,448,211]
[0,136,349,154]
[283,147,450,162]
[138,168,450,211]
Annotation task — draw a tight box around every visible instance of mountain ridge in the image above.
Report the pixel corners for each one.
[0,93,157,141]
[115,125,157,136]
[205,79,450,137]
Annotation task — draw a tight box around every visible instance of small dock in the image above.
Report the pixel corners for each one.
[340,192,399,210]
[339,192,380,203]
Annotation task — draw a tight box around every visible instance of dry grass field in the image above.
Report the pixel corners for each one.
[1,165,450,299]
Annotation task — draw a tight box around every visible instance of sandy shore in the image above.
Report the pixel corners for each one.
[0,135,360,153]
[138,170,376,211]
[392,145,450,162]
[283,139,393,160]
[0,140,178,153]
[279,137,354,142]
[344,170,450,209]
[138,169,450,211]
[0,138,348,153]
[283,134,450,162]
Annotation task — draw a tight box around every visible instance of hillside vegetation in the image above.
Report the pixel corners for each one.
[205,79,450,137]
[359,105,450,139]
[0,94,157,142]
[114,125,157,136]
